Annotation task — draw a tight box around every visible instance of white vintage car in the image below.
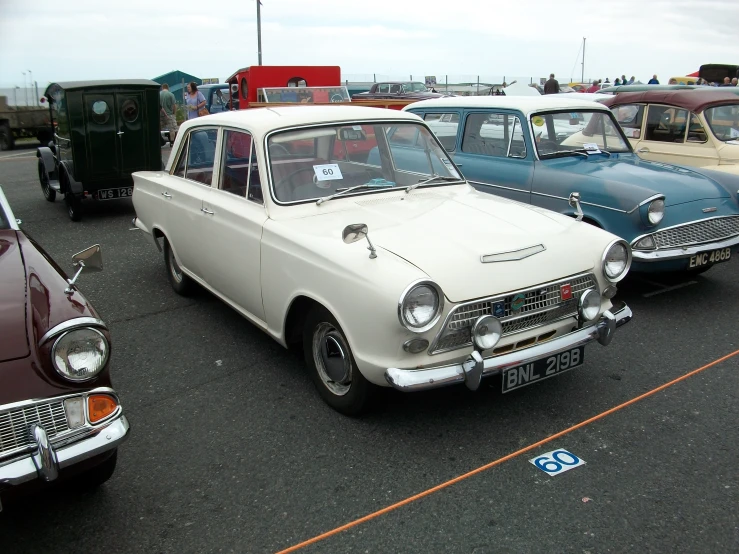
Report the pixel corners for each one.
[131,106,632,415]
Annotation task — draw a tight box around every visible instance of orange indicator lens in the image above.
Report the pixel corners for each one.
[87,394,118,423]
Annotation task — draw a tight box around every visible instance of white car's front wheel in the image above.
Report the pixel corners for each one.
[303,306,373,416]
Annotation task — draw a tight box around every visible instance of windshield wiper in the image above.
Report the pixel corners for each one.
[316,182,395,205]
[541,150,588,159]
[405,175,462,193]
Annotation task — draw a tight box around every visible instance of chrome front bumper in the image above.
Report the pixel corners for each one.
[0,414,129,493]
[632,235,739,261]
[385,302,632,392]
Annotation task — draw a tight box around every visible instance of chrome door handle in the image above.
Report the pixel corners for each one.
[162,192,172,199]
[637,147,650,154]
[201,207,215,215]
[117,131,124,135]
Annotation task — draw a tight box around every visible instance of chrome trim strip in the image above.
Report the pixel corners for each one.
[0,415,129,489]
[398,279,445,334]
[468,180,529,194]
[0,187,20,231]
[637,193,666,208]
[39,317,107,345]
[429,271,596,354]
[386,303,632,392]
[632,235,739,261]
[530,190,629,213]
[0,387,115,415]
[481,244,545,263]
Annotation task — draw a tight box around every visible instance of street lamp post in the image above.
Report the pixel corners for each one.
[28,70,34,105]
[257,0,263,65]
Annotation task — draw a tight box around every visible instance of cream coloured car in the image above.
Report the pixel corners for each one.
[131,106,632,415]
[602,89,739,174]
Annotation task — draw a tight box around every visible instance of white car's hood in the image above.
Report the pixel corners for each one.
[276,186,610,302]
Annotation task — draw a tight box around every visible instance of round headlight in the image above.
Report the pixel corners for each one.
[399,281,443,332]
[602,240,631,283]
[647,198,665,225]
[579,289,601,321]
[472,315,503,350]
[52,327,109,381]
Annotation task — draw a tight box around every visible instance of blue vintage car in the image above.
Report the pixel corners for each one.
[400,96,739,273]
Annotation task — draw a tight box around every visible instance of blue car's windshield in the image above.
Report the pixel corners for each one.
[532,110,632,157]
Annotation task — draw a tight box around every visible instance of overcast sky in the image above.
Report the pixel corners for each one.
[1,0,737,90]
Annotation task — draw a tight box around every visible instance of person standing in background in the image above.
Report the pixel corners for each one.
[732,77,738,87]
[159,83,178,143]
[648,75,660,84]
[543,73,559,94]
[628,76,636,84]
[185,82,206,120]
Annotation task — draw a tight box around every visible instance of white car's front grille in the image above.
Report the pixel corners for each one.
[429,273,597,354]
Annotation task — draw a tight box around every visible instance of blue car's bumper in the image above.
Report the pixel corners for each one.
[631,235,739,272]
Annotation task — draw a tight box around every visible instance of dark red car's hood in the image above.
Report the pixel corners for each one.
[0,230,30,362]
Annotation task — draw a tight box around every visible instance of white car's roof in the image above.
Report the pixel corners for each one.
[181,105,422,135]
[404,95,611,116]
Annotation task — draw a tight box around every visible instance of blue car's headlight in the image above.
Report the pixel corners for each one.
[639,196,665,227]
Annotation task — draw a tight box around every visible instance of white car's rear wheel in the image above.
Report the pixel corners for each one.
[303,306,373,416]
[163,238,195,296]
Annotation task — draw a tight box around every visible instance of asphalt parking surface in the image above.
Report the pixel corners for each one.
[1,143,738,553]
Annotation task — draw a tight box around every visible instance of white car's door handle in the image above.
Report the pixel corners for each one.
[117,131,124,136]
[637,147,650,154]
[162,191,172,199]
[201,207,215,215]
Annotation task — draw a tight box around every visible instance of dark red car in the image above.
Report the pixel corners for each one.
[0,187,129,510]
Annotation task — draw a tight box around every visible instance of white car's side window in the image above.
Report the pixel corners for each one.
[183,128,218,185]
[218,129,264,204]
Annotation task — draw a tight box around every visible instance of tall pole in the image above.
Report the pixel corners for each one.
[257,0,262,65]
[581,37,585,83]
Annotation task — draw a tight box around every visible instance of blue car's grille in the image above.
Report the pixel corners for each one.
[653,216,739,249]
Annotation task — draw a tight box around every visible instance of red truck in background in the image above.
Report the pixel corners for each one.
[225,65,417,110]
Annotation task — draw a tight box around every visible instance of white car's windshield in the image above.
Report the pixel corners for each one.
[267,122,463,203]
[532,110,631,157]
[704,105,739,142]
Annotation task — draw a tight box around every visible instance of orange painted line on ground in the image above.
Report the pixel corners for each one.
[276,348,739,554]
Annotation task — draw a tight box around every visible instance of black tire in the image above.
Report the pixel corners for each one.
[64,193,82,222]
[303,306,373,416]
[0,124,14,151]
[163,238,195,295]
[73,450,118,491]
[38,159,56,202]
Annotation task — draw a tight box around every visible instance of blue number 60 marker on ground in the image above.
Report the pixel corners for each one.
[530,449,585,476]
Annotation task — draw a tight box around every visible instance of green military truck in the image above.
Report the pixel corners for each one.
[0,95,52,150]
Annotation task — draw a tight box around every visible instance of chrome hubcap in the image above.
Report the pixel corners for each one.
[168,249,183,283]
[312,322,352,396]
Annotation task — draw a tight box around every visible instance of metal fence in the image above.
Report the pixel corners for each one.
[0,87,44,107]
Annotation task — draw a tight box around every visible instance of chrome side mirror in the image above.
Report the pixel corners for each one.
[65,244,103,294]
[568,192,584,222]
[342,223,368,244]
[342,224,377,259]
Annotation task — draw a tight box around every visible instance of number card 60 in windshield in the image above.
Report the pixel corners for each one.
[529,449,585,476]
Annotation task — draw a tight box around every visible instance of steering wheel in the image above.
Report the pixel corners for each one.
[537,139,559,153]
[274,166,318,201]
[269,143,291,157]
